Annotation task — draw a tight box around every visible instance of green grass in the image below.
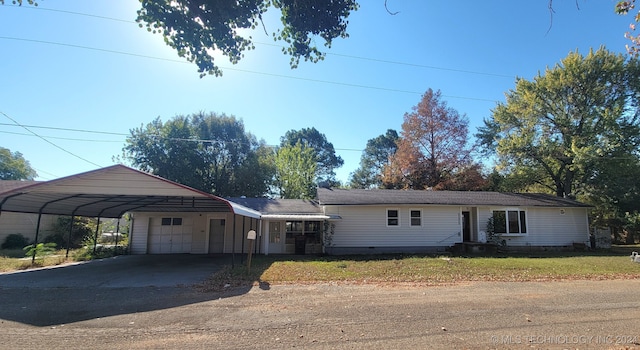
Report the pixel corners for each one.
[0,246,128,272]
[0,249,69,272]
[202,252,640,291]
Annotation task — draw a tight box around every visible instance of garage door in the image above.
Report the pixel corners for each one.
[148,217,192,253]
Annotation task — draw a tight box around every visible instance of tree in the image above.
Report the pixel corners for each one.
[280,127,344,185]
[434,163,488,191]
[477,48,640,199]
[0,147,37,180]
[616,0,640,56]
[135,0,358,77]
[123,112,274,197]
[384,89,471,189]
[348,129,398,189]
[274,142,317,199]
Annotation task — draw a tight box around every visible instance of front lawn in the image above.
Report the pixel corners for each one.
[0,246,128,272]
[203,252,640,291]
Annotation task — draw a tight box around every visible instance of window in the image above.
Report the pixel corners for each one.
[269,222,281,243]
[387,209,399,226]
[492,210,526,234]
[284,220,322,244]
[410,210,422,226]
[161,217,183,226]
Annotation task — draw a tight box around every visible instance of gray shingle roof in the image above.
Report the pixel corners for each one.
[227,198,323,215]
[316,188,591,208]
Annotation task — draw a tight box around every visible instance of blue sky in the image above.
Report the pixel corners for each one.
[0,1,633,184]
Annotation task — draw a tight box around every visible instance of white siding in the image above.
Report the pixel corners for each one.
[0,212,58,244]
[326,205,463,248]
[130,214,150,254]
[477,207,589,247]
[191,214,208,254]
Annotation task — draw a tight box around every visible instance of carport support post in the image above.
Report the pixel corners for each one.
[31,213,43,263]
[114,218,121,250]
[93,217,101,254]
[241,217,246,264]
[231,215,237,268]
[65,216,75,258]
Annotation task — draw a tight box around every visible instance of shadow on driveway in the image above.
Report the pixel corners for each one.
[0,254,253,326]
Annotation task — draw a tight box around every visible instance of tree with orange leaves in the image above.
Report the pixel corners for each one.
[383,89,472,189]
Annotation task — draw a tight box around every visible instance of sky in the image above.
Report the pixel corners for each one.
[0,1,634,185]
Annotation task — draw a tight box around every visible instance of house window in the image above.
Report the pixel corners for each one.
[269,222,281,243]
[286,221,303,244]
[161,217,182,226]
[410,210,422,226]
[492,210,526,234]
[387,209,399,226]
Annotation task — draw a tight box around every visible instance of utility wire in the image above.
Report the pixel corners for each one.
[0,130,123,142]
[0,36,500,102]
[0,111,103,167]
[2,5,516,80]
[0,122,128,135]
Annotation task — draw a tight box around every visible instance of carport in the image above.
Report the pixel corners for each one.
[0,165,261,263]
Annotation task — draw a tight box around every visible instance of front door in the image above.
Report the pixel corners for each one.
[462,211,471,242]
[208,218,225,254]
[268,221,283,254]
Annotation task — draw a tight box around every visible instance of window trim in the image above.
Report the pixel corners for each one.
[386,208,400,227]
[409,209,422,227]
[491,208,527,236]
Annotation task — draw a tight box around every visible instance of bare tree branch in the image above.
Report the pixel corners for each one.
[384,0,399,15]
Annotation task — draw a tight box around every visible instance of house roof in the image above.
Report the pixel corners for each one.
[316,188,591,208]
[227,197,334,220]
[0,165,261,219]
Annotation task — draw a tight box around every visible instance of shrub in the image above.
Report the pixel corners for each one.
[72,245,128,261]
[23,242,57,260]
[50,217,96,249]
[1,233,30,249]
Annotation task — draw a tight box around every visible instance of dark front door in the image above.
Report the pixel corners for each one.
[209,219,225,253]
[462,211,471,242]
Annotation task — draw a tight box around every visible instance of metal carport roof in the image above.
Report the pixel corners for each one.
[0,165,261,219]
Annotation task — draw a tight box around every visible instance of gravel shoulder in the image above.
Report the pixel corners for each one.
[2,279,640,349]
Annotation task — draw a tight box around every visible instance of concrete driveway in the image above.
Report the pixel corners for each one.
[0,254,228,288]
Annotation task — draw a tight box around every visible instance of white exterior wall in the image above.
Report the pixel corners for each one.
[130,212,209,254]
[130,212,260,255]
[0,212,58,244]
[130,214,150,254]
[477,206,590,247]
[325,205,463,248]
[191,214,208,254]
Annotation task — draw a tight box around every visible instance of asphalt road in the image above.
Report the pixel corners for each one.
[1,256,639,349]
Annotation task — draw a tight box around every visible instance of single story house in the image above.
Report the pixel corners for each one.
[314,188,591,254]
[0,165,592,255]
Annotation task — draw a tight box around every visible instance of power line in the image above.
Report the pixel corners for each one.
[2,5,515,81]
[0,35,500,102]
[0,130,123,142]
[0,111,103,167]
[0,122,128,136]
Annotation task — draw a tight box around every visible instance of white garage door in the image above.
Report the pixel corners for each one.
[148,217,192,253]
